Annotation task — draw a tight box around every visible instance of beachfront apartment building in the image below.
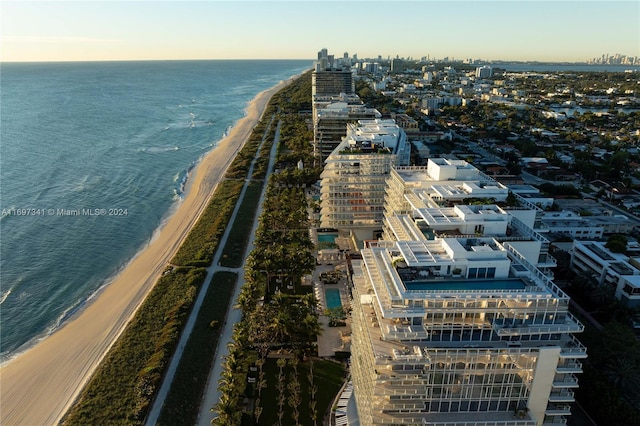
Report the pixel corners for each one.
[347,161,583,426]
[313,93,382,160]
[312,49,354,97]
[319,119,410,241]
[571,240,640,309]
[383,159,508,219]
[381,161,557,273]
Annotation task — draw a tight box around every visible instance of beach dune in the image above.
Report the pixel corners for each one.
[0,80,289,426]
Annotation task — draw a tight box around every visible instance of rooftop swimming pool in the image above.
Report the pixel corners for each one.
[318,234,338,243]
[405,279,527,292]
[325,288,343,309]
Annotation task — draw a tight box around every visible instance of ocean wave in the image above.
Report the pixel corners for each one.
[139,146,180,154]
[0,280,105,365]
[172,161,196,200]
[71,174,104,192]
[0,289,11,305]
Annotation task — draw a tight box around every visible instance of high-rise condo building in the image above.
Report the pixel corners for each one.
[312,48,358,162]
[312,48,355,97]
[313,93,382,160]
[319,119,410,241]
[349,161,586,426]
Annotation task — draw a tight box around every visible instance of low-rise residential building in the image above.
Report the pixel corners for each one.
[540,212,604,240]
[508,185,554,210]
[571,240,640,308]
[583,215,637,235]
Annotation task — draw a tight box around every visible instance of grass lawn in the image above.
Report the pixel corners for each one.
[157,271,238,426]
[220,182,263,268]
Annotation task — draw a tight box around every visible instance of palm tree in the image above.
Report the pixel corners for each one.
[212,391,240,425]
[288,357,301,425]
[590,284,615,307]
[269,311,290,346]
[308,358,318,426]
[604,355,640,396]
[276,357,287,426]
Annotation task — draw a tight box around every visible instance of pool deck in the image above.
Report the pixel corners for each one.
[306,218,355,357]
[311,234,353,358]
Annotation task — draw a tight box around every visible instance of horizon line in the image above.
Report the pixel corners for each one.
[0,58,316,64]
[3,58,637,66]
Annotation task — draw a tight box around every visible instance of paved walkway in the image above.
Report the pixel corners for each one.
[193,120,282,426]
[144,116,279,425]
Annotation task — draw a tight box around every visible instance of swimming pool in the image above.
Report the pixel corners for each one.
[325,288,343,309]
[405,279,527,291]
[318,234,338,243]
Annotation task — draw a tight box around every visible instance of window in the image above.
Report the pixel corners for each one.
[468,268,477,279]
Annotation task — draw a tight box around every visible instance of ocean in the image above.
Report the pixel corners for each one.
[0,60,311,361]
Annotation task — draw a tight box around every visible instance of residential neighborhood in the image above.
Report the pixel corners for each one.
[309,50,640,426]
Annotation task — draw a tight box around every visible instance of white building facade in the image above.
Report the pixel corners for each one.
[349,164,585,426]
[319,119,410,240]
[571,240,640,308]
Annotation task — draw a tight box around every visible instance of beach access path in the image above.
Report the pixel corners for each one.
[144,115,281,425]
[191,119,283,426]
[0,80,291,426]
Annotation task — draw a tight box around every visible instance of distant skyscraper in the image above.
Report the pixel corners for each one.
[475,65,493,79]
[391,58,405,73]
[312,48,354,97]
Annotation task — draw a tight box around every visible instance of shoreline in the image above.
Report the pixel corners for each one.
[0,77,292,426]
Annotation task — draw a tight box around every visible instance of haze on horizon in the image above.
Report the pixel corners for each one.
[1,1,638,63]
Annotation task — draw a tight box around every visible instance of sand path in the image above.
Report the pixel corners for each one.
[0,79,290,426]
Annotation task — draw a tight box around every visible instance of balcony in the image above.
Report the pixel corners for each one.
[538,252,558,268]
[492,313,584,336]
[548,390,575,403]
[545,404,572,416]
[552,374,579,388]
[559,336,587,359]
[556,361,583,374]
[542,418,567,425]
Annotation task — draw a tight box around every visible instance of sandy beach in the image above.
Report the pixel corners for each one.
[0,78,290,426]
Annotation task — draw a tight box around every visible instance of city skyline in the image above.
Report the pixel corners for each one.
[1,1,639,63]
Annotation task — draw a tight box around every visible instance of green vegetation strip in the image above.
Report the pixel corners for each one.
[214,71,346,426]
[220,182,263,268]
[225,114,274,181]
[171,180,244,267]
[157,271,238,426]
[63,85,282,424]
[62,267,208,425]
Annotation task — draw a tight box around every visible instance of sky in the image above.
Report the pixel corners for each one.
[1,1,639,63]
